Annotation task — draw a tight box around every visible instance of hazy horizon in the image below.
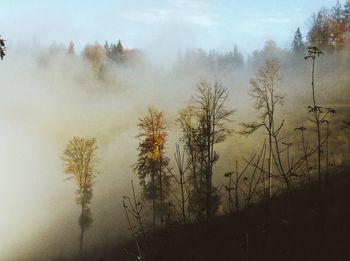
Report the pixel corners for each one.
[1,0,342,63]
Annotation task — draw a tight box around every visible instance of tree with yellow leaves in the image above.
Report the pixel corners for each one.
[83,43,106,75]
[62,137,98,256]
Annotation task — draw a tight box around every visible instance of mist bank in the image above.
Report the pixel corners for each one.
[0,38,349,260]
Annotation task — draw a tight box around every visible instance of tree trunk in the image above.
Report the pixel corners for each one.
[311,57,322,184]
[301,131,311,182]
[159,157,164,226]
[268,131,273,199]
[79,202,85,256]
[180,171,187,224]
[235,160,240,212]
[151,164,156,229]
[206,130,212,220]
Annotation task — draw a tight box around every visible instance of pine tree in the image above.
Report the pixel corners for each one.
[292,27,305,53]
[107,39,125,63]
[0,36,6,60]
[116,39,124,54]
[345,0,350,22]
[233,44,244,67]
[104,41,111,58]
[68,41,75,56]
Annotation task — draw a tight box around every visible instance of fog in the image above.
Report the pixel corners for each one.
[0,47,161,260]
[0,44,240,260]
[0,38,349,260]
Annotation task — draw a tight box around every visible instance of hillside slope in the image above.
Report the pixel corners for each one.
[71,170,350,261]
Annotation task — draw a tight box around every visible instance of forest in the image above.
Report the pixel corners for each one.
[0,1,350,261]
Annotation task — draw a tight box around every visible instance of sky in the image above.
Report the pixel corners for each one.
[0,0,342,59]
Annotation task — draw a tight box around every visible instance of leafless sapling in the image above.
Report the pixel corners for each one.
[240,59,284,198]
[305,46,324,183]
[241,141,267,207]
[294,126,312,182]
[123,180,150,260]
[222,155,256,212]
[166,144,191,224]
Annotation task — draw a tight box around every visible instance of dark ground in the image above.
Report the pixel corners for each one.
[65,169,350,261]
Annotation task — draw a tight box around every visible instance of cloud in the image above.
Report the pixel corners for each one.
[122,0,218,27]
[246,12,291,26]
[261,16,291,24]
[293,7,304,12]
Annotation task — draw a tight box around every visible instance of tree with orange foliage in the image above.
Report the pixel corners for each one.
[307,2,349,52]
[135,107,170,228]
[328,1,348,52]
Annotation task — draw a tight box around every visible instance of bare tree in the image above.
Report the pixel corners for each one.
[123,180,150,260]
[176,106,201,220]
[304,47,337,185]
[178,81,234,219]
[342,121,350,161]
[240,59,284,198]
[62,137,98,256]
[223,156,255,212]
[166,144,192,224]
[242,141,267,206]
[294,126,312,182]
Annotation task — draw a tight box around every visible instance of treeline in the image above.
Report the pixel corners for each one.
[175,45,244,74]
[31,0,350,79]
[175,0,350,72]
[36,39,143,78]
[83,40,143,70]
